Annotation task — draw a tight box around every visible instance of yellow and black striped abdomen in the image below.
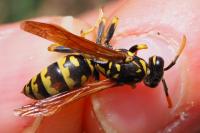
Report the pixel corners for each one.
[23,55,95,100]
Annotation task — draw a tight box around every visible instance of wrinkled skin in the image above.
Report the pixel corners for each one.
[1,0,200,133]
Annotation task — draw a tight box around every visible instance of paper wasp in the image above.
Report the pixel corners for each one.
[14,11,186,117]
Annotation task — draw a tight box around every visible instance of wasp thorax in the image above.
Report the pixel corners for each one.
[95,49,148,84]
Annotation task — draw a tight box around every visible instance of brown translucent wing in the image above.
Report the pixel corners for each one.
[21,21,126,60]
[14,79,117,117]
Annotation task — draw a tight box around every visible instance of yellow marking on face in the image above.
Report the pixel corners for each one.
[132,61,140,68]
[128,51,134,56]
[41,68,59,95]
[69,56,80,67]
[57,57,75,89]
[109,62,112,69]
[136,69,142,73]
[81,75,87,84]
[86,59,94,73]
[115,64,121,72]
[97,64,105,74]
[106,70,111,76]
[139,59,147,75]
[113,74,119,79]
[31,75,43,99]
[153,56,157,65]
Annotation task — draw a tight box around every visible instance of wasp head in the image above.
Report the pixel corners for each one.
[144,56,164,88]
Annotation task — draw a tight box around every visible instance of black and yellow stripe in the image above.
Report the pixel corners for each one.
[23,55,96,100]
[23,50,149,99]
[95,49,148,83]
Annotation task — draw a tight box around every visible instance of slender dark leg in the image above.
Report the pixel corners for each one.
[93,69,100,81]
[80,9,104,38]
[164,35,186,71]
[162,78,173,108]
[104,16,119,48]
[48,44,74,53]
[96,17,106,45]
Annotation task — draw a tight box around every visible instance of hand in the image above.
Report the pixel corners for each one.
[1,0,200,133]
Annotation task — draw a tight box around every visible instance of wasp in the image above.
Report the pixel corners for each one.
[14,10,186,117]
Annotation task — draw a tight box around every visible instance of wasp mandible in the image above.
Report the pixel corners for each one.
[15,10,186,117]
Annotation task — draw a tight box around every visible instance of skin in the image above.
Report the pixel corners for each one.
[1,0,200,132]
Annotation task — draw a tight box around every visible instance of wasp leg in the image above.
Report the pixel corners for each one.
[93,69,100,81]
[129,44,148,55]
[48,44,74,53]
[104,16,119,49]
[164,35,186,71]
[162,78,173,108]
[96,17,106,45]
[80,8,104,38]
[80,27,95,38]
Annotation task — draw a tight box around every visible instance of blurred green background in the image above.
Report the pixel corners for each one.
[0,0,109,24]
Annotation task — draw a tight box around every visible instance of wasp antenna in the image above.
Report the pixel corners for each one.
[162,78,173,108]
[129,44,148,53]
[164,35,186,71]
[177,35,186,57]
[104,16,119,48]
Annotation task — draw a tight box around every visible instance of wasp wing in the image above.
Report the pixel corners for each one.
[14,79,117,117]
[21,21,126,60]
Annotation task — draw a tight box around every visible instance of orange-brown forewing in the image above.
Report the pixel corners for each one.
[21,21,126,60]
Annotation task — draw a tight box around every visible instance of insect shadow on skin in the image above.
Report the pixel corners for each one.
[14,9,186,117]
